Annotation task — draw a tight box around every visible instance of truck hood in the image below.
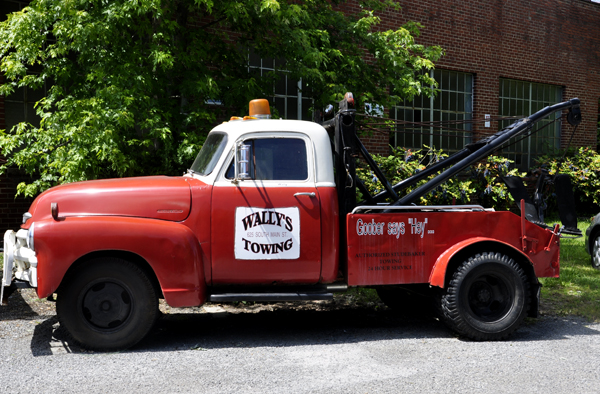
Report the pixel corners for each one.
[25,176,191,224]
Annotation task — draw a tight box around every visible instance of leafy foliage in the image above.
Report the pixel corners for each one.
[0,0,443,196]
[469,155,521,210]
[357,146,521,209]
[536,147,600,214]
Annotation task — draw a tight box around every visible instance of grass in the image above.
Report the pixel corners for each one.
[2,219,600,321]
[539,215,600,321]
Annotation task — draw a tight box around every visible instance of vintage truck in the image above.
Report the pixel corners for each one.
[2,93,582,350]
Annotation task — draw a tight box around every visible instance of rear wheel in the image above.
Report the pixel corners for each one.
[57,258,159,351]
[440,252,530,340]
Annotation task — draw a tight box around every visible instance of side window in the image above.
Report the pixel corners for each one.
[226,137,308,181]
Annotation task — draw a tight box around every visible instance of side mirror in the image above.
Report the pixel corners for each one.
[235,141,253,181]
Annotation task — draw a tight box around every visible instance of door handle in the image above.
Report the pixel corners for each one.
[294,192,316,197]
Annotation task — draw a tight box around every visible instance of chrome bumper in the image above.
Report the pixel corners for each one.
[1,229,37,303]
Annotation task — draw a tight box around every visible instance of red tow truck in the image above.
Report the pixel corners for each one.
[1,93,582,350]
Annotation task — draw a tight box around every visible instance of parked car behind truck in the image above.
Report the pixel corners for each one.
[586,214,600,269]
[2,94,582,350]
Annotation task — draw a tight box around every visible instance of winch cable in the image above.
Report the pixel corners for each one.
[485,117,558,156]
[355,113,572,164]
[555,122,579,172]
[352,112,571,203]
[356,114,522,136]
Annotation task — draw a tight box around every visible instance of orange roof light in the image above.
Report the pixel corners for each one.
[249,99,271,119]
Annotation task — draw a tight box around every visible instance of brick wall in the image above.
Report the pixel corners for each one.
[358,0,600,155]
[0,168,34,230]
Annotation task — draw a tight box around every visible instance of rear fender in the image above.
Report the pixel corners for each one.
[429,237,534,288]
[34,216,205,307]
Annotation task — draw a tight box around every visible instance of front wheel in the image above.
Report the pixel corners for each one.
[57,258,159,351]
[440,252,530,340]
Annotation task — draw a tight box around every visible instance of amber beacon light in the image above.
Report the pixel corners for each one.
[248,99,271,119]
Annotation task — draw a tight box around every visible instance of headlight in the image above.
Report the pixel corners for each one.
[22,212,32,224]
[27,222,34,251]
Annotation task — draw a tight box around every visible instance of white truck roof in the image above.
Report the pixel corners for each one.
[192,118,335,187]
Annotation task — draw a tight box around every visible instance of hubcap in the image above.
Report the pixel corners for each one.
[467,274,512,322]
[82,282,132,329]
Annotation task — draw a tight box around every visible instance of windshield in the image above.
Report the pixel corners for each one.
[190,132,228,176]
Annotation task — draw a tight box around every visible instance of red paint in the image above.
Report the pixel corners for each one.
[210,184,323,284]
[346,211,559,287]
[181,177,214,283]
[34,216,205,307]
[24,176,191,227]
[318,187,340,283]
[22,170,341,305]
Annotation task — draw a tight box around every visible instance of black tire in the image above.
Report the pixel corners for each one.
[591,234,600,270]
[440,252,530,340]
[376,285,434,316]
[57,258,159,351]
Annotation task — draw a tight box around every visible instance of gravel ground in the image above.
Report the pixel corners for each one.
[2,288,600,393]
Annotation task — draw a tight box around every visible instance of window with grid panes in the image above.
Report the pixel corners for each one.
[391,69,473,153]
[2,1,48,131]
[4,81,48,131]
[248,50,313,120]
[498,79,562,170]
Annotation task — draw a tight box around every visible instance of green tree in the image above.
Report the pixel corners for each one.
[0,0,443,196]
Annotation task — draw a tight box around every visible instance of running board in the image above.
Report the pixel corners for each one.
[209,292,334,302]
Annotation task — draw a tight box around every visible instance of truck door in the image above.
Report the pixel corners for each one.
[210,134,322,284]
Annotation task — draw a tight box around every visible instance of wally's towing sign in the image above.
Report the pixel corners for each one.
[235,207,300,260]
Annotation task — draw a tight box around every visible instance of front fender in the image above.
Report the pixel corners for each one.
[33,216,205,307]
[429,237,534,288]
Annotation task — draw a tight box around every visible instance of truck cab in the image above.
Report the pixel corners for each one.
[188,111,339,285]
